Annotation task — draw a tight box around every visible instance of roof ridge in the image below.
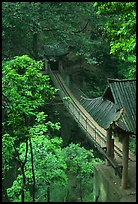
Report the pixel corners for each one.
[107,78,136,83]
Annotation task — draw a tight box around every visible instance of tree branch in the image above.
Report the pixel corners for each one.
[72,21,89,34]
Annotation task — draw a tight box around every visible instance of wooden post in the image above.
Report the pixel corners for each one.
[111,137,114,159]
[106,127,112,166]
[121,134,129,189]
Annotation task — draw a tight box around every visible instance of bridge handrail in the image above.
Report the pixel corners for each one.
[49,68,106,139]
[49,68,123,157]
[59,76,106,136]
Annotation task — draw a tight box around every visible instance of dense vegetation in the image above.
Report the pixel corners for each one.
[94,2,136,79]
[2,2,136,80]
[2,56,102,202]
[2,2,136,202]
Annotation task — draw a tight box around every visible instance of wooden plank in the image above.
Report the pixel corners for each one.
[48,69,137,161]
[56,73,107,136]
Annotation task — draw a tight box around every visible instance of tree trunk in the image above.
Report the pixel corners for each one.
[47,184,50,202]
[21,139,29,202]
[79,178,83,202]
[21,166,26,202]
[13,138,28,202]
[29,138,36,202]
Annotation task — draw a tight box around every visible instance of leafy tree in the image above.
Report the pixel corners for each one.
[63,143,102,202]
[2,2,107,65]
[2,55,104,202]
[7,128,67,202]
[2,55,56,138]
[93,2,136,78]
[2,55,57,202]
[3,2,122,99]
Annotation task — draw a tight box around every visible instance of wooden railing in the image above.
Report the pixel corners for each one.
[48,68,123,160]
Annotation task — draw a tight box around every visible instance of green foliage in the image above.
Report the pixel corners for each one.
[129,137,136,154]
[2,55,60,202]
[2,134,15,161]
[3,2,131,200]
[63,143,102,201]
[2,134,15,171]
[63,96,71,102]
[7,175,32,202]
[94,2,136,79]
[63,143,102,178]
[2,55,56,138]
[31,136,67,185]
[29,112,61,139]
[7,135,67,202]
[2,2,108,66]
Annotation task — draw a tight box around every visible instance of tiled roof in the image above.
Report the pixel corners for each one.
[80,96,119,130]
[80,79,136,134]
[105,79,136,134]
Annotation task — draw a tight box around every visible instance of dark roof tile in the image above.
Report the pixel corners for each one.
[80,79,136,135]
[80,96,118,130]
[107,79,136,134]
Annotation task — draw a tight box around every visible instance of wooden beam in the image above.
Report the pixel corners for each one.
[111,138,114,159]
[121,134,129,189]
[106,127,112,166]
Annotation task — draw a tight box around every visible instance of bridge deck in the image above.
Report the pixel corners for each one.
[47,69,135,163]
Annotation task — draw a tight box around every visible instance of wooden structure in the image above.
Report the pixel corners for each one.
[103,79,136,189]
[45,62,136,189]
[80,79,136,189]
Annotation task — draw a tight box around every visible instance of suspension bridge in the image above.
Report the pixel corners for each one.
[41,63,136,188]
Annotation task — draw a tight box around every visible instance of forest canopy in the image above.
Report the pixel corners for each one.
[2,2,136,79]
